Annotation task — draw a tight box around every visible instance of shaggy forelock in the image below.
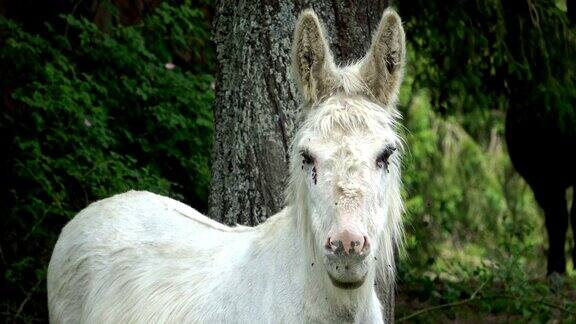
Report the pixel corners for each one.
[298,95,402,140]
[287,95,404,207]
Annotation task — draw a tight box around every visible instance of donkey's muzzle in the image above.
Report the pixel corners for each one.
[325,231,370,256]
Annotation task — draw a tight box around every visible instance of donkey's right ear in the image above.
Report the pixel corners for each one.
[291,10,336,104]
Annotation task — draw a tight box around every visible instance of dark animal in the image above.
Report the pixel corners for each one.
[503,0,576,276]
[506,103,576,275]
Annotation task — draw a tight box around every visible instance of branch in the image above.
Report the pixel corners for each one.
[397,296,479,322]
[397,293,576,322]
[14,278,43,320]
[397,279,489,322]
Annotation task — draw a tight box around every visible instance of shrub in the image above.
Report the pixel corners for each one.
[0,2,213,321]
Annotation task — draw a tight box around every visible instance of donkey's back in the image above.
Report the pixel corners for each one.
[47,191,252,323]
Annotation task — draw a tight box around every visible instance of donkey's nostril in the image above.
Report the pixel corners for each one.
[325,237,332,251]
[362,236,370,252]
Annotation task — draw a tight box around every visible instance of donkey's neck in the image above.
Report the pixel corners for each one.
[239,205,380,322]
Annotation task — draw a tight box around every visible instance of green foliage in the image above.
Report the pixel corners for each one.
[401,0,576,137]
[1,0,575,322]
[0,2,213,321]
[395,1,576,317]
[397,83,576,322]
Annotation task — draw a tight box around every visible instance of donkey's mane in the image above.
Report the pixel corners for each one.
[302,95,402,138]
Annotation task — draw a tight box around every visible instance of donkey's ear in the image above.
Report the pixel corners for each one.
[360,8,406,107]
[292,9,336,104]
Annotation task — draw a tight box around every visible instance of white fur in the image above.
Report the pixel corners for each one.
[47,8,406,324]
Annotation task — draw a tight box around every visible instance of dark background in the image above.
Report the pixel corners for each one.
[1,0,575,322]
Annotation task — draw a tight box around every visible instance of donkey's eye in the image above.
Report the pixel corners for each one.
[300,150,314,165]
[376,146,396,169]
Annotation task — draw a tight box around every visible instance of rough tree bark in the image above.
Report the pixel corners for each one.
[210,0,394,319]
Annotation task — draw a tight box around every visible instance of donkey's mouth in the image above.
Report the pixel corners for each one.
[324,253,369,289]
[328,273,367,290]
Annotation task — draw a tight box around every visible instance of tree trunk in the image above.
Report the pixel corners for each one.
[210,0,394,319]
[210,0,390,223]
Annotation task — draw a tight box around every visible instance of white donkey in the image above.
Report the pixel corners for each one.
[48,8,406,323]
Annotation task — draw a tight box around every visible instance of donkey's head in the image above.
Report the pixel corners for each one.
[289,9,405,290]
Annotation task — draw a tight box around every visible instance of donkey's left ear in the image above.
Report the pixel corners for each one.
[360,8,406,107]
